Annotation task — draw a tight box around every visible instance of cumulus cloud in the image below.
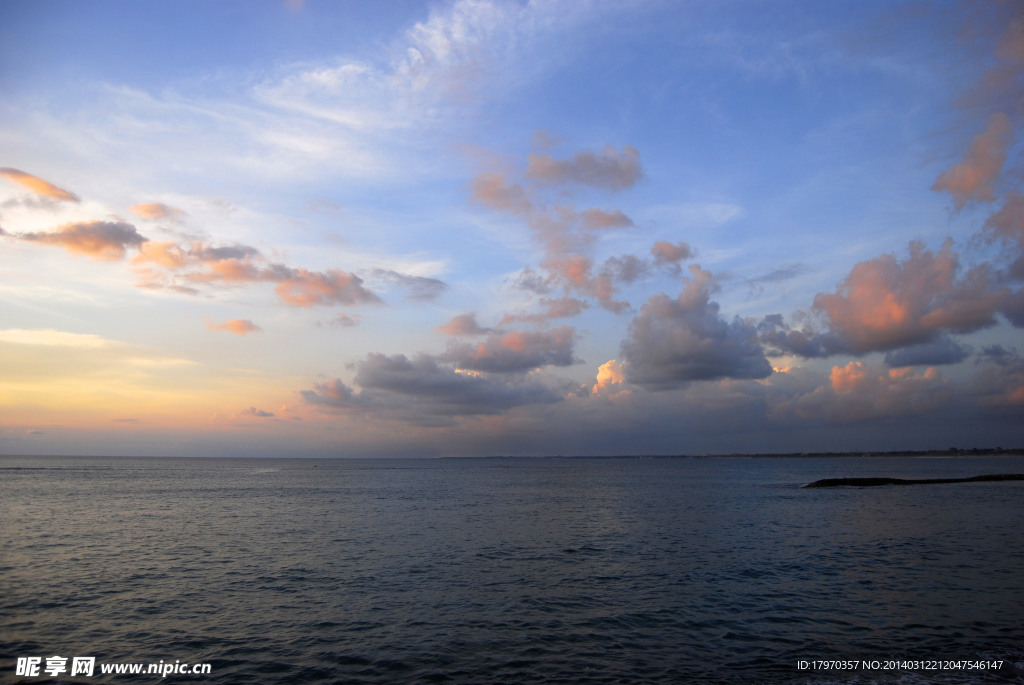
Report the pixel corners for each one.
[757,314,847,358]
[932,113,1013,209]
[812,240,1009,353]
[650,241,693,273]
[15,220,147,260]
[592,359,626,395]
[275,268,380,307]
[206,318,263,335]
[443,325,578,373]
[130,202,185,221]
[621,265,772,389]
[0,167,80,203]
[769,362,953,424]
[437,312,492,337]
[525,146,643,190]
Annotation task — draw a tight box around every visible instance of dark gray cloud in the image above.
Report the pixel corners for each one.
[883,337,973,367]
[302,353,563,425]
[621,266,773,389]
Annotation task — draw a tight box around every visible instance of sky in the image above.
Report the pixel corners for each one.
[1,0,1023,457]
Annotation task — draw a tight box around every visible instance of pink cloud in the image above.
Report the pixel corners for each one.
[274,268,380,307]
[525,145,642,190]
[444,325,578,373]
[0,167,79,202]
[207,318,263,335]
[812,240,1008,353]
[469,172,532,214]
[651,241,693,270]
[932,113,1012,209]
[437,313,492,337]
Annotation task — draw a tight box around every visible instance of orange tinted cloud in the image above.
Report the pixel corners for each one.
[133,241,189,269]
[444,325,577,373]
[18,220,147,260]
[813,240,1006,352]
[0,167,80,202]
[130,202,185,221]
[932,113,1012,209]
[592,359,626,394]
[274,268,381,307]
[469,172,533,214]
[207,318,263,335]
[525,145,642,190]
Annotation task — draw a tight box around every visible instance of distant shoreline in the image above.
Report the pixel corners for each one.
[2,448,1024,460]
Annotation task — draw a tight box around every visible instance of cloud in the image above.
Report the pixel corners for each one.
[0,329,114,348]
[206,318,263,335]
[0,167,80,202]
[883,337,972,368]
[443,325,578,373]
[132,235,386,309]
[302,352,563,425]
[244,406,275,418]
[621,265,773,389]
[932,113,1013,209]
[770,362,953,424]
[130,202,185,221]
[14,220,147,260]
[968,345,1024,407]
[525,146,643,191]
[371,268,447,301]
[650,241,693,273]
[275,268,380,307]
[325,313,361,328]
[982,193,1024,280]
[498,296,588,326]
[812,240,1009,353]
[757,314,847,358]
[592,359,626,395]
[437,312,492,337]
[579,208,634,230]
[470,172,533,214]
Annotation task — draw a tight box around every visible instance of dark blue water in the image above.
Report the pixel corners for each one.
[2,455,1023,683]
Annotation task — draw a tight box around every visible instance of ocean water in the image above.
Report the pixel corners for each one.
[2,455,1023,684]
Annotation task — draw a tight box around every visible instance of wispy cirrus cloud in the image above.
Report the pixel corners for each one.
[0,168,80,203]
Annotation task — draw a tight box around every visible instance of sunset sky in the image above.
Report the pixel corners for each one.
[2,0,1023,457]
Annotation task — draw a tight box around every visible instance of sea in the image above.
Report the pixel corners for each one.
[2,454,1022,684]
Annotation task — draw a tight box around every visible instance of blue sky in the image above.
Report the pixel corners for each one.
[1,0,1022,457]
